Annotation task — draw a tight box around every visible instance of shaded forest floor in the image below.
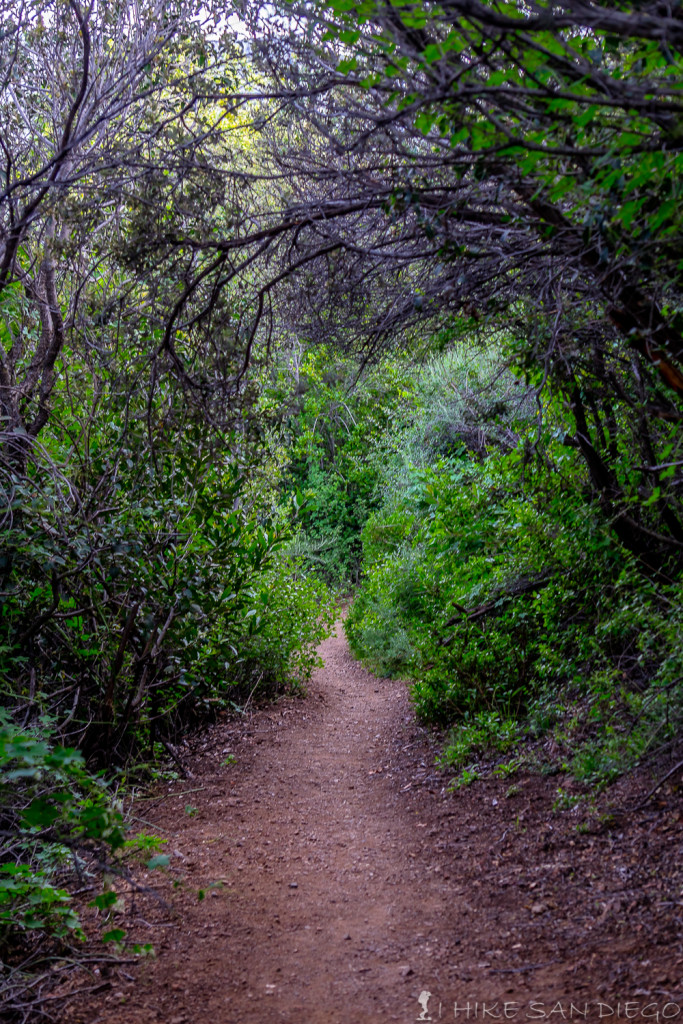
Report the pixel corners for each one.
[67,623,682,1024]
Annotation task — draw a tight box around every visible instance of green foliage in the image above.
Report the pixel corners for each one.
[0,342,334,972]
[312,0,683,581]
[263,346,417,587]
[146,854,171,869]
[5,0,683,995]
[1,363,334,768]
[441,712,521,770]
[322,0,683,278]
[0,714,124,951]
[346,346,683,787]
[0,864,83,942]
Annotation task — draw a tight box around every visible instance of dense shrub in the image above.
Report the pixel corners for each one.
[0,352,334,988]
[264,347,417,587]
[1,371,333,763]
[0,713,126,956]
[346,351,683,786]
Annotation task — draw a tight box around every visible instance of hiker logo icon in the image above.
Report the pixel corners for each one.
[417,990,432,1021]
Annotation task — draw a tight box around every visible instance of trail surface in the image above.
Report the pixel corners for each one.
[72,624,682,1024]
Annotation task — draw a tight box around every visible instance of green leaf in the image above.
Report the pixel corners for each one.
[90,891,119,911]
[336,57,357,74]
[22,798,61,828]
[146,854,171,870]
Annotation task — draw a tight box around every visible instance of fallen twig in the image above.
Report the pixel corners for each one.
[135,785,206,804]
[630,757,683,812]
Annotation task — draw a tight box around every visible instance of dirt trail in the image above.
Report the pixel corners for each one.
[72,623,682,1024]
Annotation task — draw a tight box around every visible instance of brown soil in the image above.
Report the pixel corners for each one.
[69,623,682,1024]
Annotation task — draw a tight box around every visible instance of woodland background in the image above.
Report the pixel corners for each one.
[1,1,683,1018]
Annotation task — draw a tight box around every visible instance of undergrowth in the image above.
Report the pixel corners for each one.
[345,349,683,790]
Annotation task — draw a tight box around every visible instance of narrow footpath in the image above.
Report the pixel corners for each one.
[71,623,682,1024]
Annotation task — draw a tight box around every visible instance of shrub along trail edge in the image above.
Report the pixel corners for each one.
[69,622,682,1024]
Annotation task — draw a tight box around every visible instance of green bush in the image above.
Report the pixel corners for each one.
[345,350,683,786]
[0,344,335,976]
[0,377,334,768]
[0,714,124,953]
[263,346,417,587]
